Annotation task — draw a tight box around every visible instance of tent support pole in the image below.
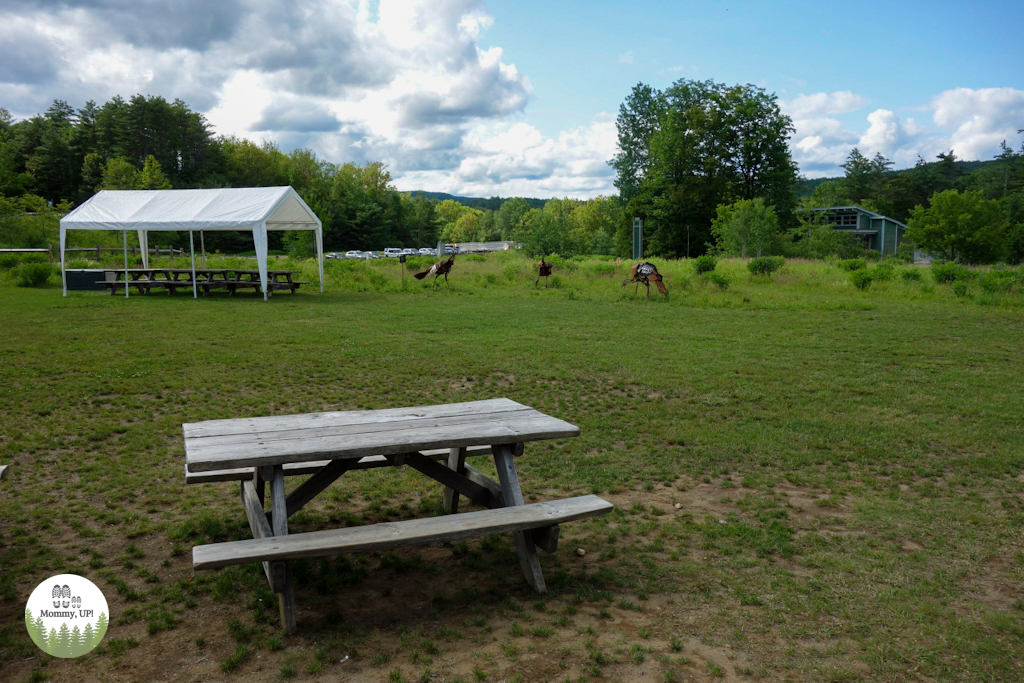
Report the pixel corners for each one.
[200,230,206,268]
[60,228,66,296]
[123,230,129,299]
[189,231,197,299]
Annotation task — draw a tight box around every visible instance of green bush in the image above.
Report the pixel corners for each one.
[16,262,53,287]
[850,269,873,291]
[931,261,976,284]
[838,258,866,272]
[892,243,915,264]
[978,270,1018,294]
[546,254,578,273]
[952,280,970,298]
[0,254,21,270]
[694,255,717,275]
[865,249,881,261]
[901,269,923,282]
[589,262,614,276]
[705,271,730,290]
[871,263,895,281]
[747,256,785,276]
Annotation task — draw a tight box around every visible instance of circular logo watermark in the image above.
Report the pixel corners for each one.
[24,574,109,658]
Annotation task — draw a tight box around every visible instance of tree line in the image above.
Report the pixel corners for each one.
[2,86,1022,263]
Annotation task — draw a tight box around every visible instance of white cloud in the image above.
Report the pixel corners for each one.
[619,51,634,65]
[0,0,623,196]
[930,87,1024,161]
[785,87,1024,178]
[779,90,867,119]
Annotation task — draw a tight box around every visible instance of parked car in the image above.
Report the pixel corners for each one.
[325,252,343,260]
[344,250,363,259]
[400,248,418,256]
[365,251,382,259]
[383,248,403,258]
[418,248,435,255]
[443,245,457,255]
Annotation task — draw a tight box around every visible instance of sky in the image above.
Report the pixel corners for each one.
[1,0,1022,198]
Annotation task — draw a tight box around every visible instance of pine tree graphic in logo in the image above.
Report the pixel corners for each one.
[26,574,109,658]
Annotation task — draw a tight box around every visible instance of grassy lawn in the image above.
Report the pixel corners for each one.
[1,254,1023,682]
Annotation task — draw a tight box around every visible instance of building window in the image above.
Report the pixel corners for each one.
[826,213,858,227]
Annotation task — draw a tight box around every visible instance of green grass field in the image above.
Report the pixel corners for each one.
[1,254,1023,682]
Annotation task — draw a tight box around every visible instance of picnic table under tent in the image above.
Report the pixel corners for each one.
[58,186,324,301]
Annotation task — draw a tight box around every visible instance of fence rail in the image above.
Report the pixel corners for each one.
[1,245,189,264]
[63,246,188,259]
[0,247,53,263]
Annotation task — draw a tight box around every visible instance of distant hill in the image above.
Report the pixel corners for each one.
[404,191,548,211]
[794,157,1002,198]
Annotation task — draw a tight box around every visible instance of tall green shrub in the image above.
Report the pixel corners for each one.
[747,256,785,276]
[16,262,52,287]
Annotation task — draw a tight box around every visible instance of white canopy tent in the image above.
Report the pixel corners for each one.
[59,186,324,300]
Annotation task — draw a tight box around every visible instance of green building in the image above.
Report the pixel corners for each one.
[811,206,909,256]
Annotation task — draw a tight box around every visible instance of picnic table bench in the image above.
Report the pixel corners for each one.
[99,268,307,296]
[183,398,612,633]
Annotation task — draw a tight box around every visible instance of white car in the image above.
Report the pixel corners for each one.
[418,248,435,255]
[383,248,403,258]
[344,250,363,259]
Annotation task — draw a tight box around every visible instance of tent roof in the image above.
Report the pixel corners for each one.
[60,187,321,232]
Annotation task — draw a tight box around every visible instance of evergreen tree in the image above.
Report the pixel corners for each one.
[70,625,85,657]
[48,627,58,655]
[82,622,95,652]
[25,608,43,650]
[95,611,108,642]
[57,622,71,658]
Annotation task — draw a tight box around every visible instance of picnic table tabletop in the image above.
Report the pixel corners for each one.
[107,268,301,275]
[184,398,579,473]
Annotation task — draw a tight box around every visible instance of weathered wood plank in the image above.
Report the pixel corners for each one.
[443,447,468,514]
[187,408,537,452]
[532,525,560,554]
[268,466,296,634]
[404,452,500,509]
[186,414,579,472]
[284,459,352,518]
[492,443,546,593]
[461,464,553,551]
[463,464,504,504]
[184,398,524,439]
[240,480,282,591]
[184,446,495,484]
[193,495,613,569]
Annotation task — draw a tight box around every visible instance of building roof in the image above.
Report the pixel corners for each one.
[810,205,909,230]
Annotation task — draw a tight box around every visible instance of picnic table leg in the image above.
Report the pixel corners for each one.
[265,465,297,634]
[491,443,546,593]
[443,447,468,514]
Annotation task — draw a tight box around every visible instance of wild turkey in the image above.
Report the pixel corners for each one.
[414,254,455,284]
[622,262,667,297]
[536,253,553,287]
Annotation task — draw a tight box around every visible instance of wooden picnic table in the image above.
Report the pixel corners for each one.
[183,398,613,633]
[99,268,307,296]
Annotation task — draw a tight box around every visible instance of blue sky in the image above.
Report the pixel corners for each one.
[486,0,1024,136]
[1,0,1022,196]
